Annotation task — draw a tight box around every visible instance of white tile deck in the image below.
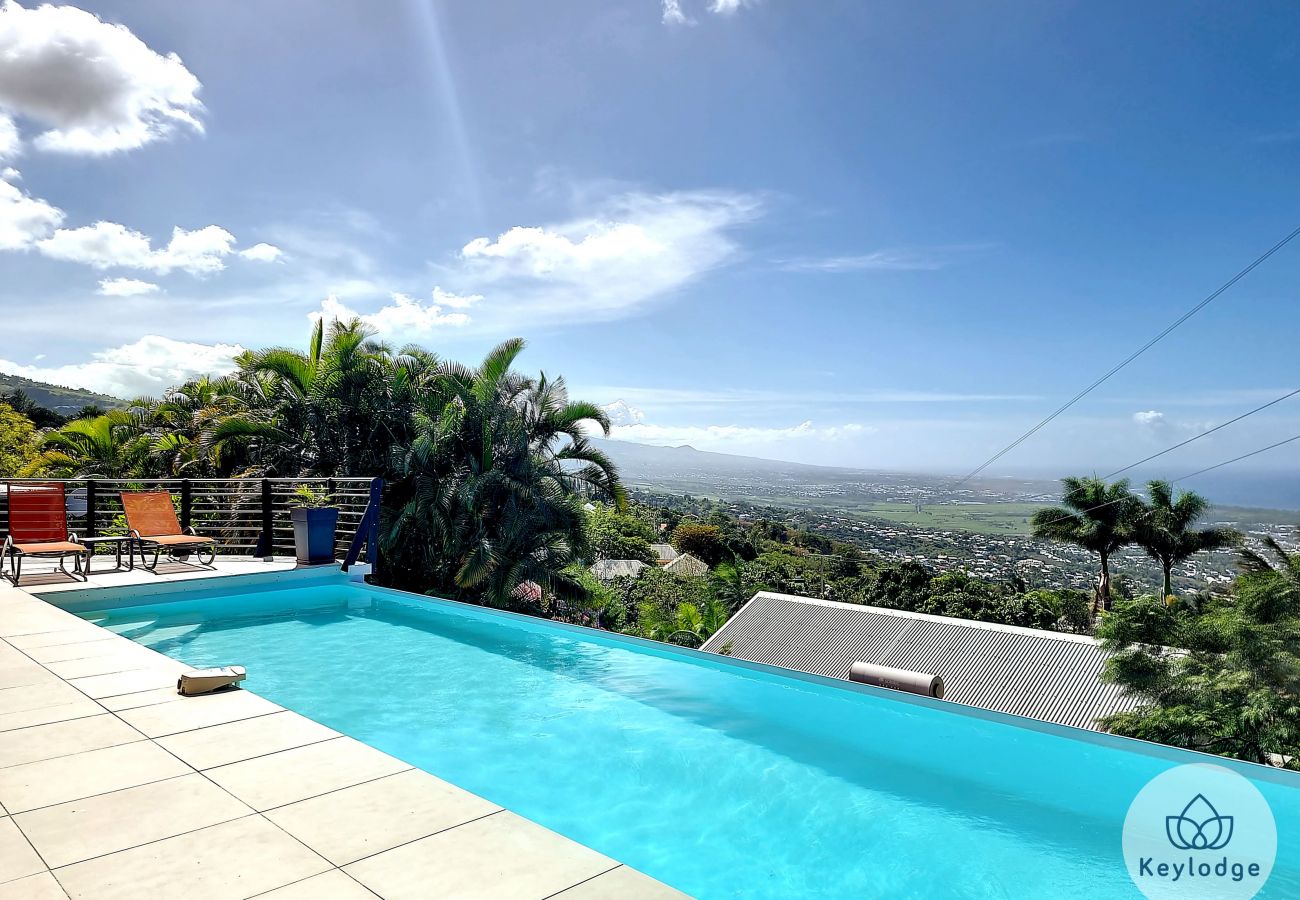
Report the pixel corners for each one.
[0,558,687,899]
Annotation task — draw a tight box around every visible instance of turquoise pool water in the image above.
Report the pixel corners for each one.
[74,575,1300,899]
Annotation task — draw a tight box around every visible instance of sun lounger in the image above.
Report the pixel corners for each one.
[121,491,217,571]
[2,483,90,584]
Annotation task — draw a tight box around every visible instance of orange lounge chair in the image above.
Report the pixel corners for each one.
[3,483,90,584]
[121,491,216,571]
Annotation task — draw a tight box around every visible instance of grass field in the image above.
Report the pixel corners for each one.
[857,502,1047,535]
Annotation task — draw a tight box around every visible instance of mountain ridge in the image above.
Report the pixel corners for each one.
[0,373,128,413]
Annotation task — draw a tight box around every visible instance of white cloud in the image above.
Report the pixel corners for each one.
[661,0,693,25]
[709,0,755,13]
[1133,410,1165,426]
[0,171,62,250]
[661,0,751,23]
[36,222,236,274]
[457,190,759,321]
[0,1,203,155]
[96,277,159,297]
[0,335,244,398]
[239,242,283,263]
[311,290,472,336]
[430,285,481,309]
[0,114,18,161]
[600,399,645,426]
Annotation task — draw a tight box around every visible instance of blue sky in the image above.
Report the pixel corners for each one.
[1,0,1299,478]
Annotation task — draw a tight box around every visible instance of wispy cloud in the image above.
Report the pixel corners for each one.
[661,0,692,26]
[588,385,1039,406]
[776,244,991,273]
[450,189,762,324]
[610,419,870,447]
[97,277,159,297]
[661,0,756,26]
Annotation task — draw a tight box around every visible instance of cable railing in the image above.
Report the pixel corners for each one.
[0,476,382,572]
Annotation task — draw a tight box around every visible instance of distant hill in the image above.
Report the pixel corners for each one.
[591,437,847,479]
[0,373,127,413]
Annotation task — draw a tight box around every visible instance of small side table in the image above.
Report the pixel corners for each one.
[83,535,136,574]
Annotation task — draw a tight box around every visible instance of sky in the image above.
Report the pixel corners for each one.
[1,0,1299,482]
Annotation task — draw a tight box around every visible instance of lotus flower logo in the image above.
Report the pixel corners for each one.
[1166,794,1234,850]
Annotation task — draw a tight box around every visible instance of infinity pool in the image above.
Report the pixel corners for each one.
[71,573,1300,899]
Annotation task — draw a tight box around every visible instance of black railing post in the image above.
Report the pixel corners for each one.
[255,478,274,559]
[180,479,192,530]
[85,479,98,538]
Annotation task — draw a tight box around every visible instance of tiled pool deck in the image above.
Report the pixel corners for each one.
[0,559,685,899]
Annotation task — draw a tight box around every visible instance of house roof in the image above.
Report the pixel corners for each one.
[649,543,678,563]
[663,553,709,577]
[700,591,1139,731]
[589,559,648,581]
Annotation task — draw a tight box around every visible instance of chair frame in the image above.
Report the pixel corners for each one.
[130,527,217,572]
[2,484,91,585]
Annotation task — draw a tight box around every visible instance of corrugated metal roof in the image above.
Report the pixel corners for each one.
[700,592,1138,731]
[589,559,648,580]
[650,543,678,563]
[664,553,709,577]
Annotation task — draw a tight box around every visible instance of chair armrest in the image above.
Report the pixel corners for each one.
[183,526,198,536]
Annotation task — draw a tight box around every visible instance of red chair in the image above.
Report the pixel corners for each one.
[2,484,90,584]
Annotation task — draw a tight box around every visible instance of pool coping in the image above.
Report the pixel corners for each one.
[0,559,687,899]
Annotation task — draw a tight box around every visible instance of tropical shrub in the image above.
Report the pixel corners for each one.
[671,523,728,566]
[0,402,42,477]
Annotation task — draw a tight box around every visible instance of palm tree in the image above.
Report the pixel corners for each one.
[1237,527,1300,617]
[207,318,430,477]
[384,338,623,608]
[642,597,731,648]
[1132,480,1241,599]
[1031,476,1138,615]
[33,411,151,477]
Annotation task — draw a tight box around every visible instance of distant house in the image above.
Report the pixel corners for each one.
[663,553,709,578]
[590,559,648,581]
[649,543,678,565]
[701,592,1138,731]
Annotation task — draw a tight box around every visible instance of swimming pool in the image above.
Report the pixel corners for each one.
[67,572,1300,899]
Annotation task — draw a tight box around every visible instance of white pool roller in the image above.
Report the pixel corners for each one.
[848,662,944,699]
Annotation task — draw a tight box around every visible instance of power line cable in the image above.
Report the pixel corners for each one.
[954,224,1300,486]
[1030,431,1300,531]
[1105,387,1300,479]
[1171,432,1300,483]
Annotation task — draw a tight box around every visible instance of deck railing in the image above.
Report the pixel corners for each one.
[0,476,382,572]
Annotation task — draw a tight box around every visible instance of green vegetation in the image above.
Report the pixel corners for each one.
[291,485,334,508]
[857,501,1044,535]
[0,402,41,478]
[1099,530,1300,767]
[582,496,1097,647]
